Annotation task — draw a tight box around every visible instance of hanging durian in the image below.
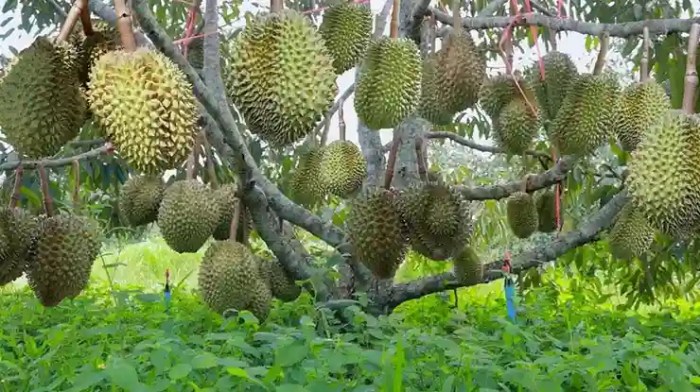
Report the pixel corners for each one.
[616,80,670,152]
[525,51,578,122]
[318,2,373,74]
[318,140,367,198]
[118,175,165,227]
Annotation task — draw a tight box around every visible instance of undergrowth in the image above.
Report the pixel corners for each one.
[1,236,700,391]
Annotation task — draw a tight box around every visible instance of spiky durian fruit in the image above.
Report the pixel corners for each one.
[506,191,538,238]
[494,97,541,155]
[626,110,700,236]
[318,2,373,74]
[248,277,273,322]
[212,184,254,241]
[616,80,670,152]
[346,187,407,279]
[258,257,300,302]
[452,246,483,285]
[526,51,578,121]
[289,147,326,207]
[0,207,37,286]
[157,180,220,253]
[226,10,337,146]
[478,74,527,119]
[0,37,87,158]
[88,48,198,174]
[318,140,367,198]
[25,214,101,306]
[534,189,558,233]
[76,31,120,87]
[550,72,621,156]
[417,53,454,126]
[434,29,486,113]
[118,175,165,227]
[608,202,655,260]
[355,37,421,130]
[198,240,261,314]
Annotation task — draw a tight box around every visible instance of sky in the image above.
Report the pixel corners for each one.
[0,0,637,149]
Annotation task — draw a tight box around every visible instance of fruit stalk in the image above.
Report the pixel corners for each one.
[37,164,55,217]
[640,26,650,82]
[186,133,202,180]
[414,136,428,182]
[270,0,284,13]
[72,160,81,210]
[682,23,700,114]
[114,0,137,52]
[9,166,24,208]
[451,0,462,33]
[389,0,400,39]
[55,0,89,42]
[592,33,609,75]
[228,198,241,241]
[79,0,94,36]
[383,131,400,189]
[201,130,218,188]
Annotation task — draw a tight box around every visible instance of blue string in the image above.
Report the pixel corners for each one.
[504,278,516,321]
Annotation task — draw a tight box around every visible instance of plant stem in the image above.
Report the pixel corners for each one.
[38,164,55,217]
[592,33,609,75]
[389,0,400,39]
[72,160,81,210]
[640,26,650,82]
[114,0,137,52]
[682,23,700,114]
[383,130,400,189]
[9,166,23,209]
[56,0,89,42]
[414,136,428,182]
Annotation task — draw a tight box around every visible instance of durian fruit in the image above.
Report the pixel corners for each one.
[198,240,262,313]
[318,2,373,74]
[478,74,527,119]
[493,96,541,155]
[258,257,301,302]
[506,191,538,238]
[76,30,120,87]
[212,184,254,241]
[0,207,37,286]
[226,10,337,146]
[616,80,670,152]
[608,202,655,260]
[157,180,220,253]
[417,53,454,125]
[88,48,198,174]
[318,140,367,198]
[118,175,165,227]
[346,187,408,279]
[534,189,558,233]
[526,51,578,121]
[0,37,87,158]
[25,214,101,306]
[433,29,487,113]
[549,72,621,156]
[248,277,274,321]
[289,147,327,206]
[452,246,483,285]
[354,37,422,130]
[626,110,700,237]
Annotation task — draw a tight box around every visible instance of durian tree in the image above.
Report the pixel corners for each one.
[3,0,700,316]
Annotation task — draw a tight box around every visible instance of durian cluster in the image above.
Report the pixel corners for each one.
[0,206,102,307]
[505,187,559,239]
[290,140,368,205]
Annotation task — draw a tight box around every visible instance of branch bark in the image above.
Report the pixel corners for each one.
[426,131,551,159]
[384,189,629,310]
[429,8,700,37]
[0,144,112,171]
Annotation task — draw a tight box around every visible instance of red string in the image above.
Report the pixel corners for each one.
[502,250,512,273]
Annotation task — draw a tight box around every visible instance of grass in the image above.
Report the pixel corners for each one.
[2,235,700,391]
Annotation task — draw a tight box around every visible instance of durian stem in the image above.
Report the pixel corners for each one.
[640,26,650,82]
[9,166,24,209]
[37,164,55,217]
[186,133,203,181]
[238,207,250,245]
[71,160,81,211]
[338,94,347,141]
[519,174,531,193]
[451,0,462,32]
[79,0,94,36]
[389,0,400,39]
[383,131,400,189]
[414,136,428,182]
[201,130,218,188]
[56,0,89,43]
[592,33,609,75]
[270,0,283,13]
[228,198,241,242]
[114,0,137,52]
[682,23,700,114]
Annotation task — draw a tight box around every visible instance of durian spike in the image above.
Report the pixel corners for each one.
[37,164,55,217]
[9,166,24,209]
[640,26,650,82]
[201,130,218,189]
[592,33,609,75]
[55,0,89,43]
[389,0,400,39]
[451,0,462,33]
[228,198,241,241]
[414,136,428,182]
[114,0,137,52]
[71,160,81,211]
[383,130,400,189]
[185,132,203,180]
[682,23,700,114]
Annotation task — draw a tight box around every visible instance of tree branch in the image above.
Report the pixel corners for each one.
[385,189,629,309]
[426,131,551,159]
[429,8,700,37]
[314,84,355,140]
[0,144,112,171]
[458,156,574,200]
[88,0,152,48]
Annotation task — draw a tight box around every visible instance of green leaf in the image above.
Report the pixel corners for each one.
[168,363,192,380]
[275,341,309,367]
[105,358,142,391]
[191,353,219,369]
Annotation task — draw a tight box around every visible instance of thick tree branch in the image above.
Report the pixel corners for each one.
[386,190,629,309]
[0,144,112,171]
[458,156,574,200]
[426,131,551,159]
[202,0,226,101]
[429,8,700,37]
